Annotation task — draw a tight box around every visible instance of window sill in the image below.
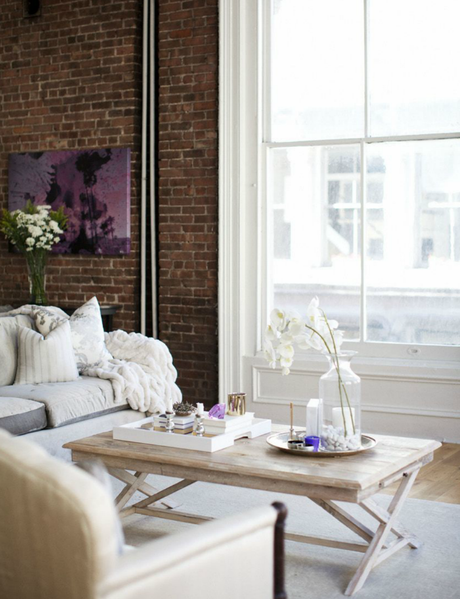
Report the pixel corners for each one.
[250,351,460,384]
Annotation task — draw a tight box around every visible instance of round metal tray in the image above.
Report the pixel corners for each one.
[266,432,377,457]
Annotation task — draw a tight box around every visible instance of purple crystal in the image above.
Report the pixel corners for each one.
[208,403,226,419]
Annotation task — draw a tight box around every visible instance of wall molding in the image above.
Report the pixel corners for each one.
[251,360,460,386]
[250,363,460,422]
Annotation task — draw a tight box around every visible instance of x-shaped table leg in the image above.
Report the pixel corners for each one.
[344,468,421,595]
[109,468,184,512]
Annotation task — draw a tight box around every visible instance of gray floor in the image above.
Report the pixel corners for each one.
[120,476,460,599]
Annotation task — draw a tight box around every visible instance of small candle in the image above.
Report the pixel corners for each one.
[304,435,321,452]
[332,407,355,433]
[306,398,323,437]
[290,402,293,429]
[196,403,204,415]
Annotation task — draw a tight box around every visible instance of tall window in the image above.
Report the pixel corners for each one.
[266,0,460,349]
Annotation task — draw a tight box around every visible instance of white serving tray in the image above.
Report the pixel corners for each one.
[113,416,272,453]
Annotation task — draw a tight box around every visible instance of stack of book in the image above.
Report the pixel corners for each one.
[203,412,255,437]
[153,414,194,435]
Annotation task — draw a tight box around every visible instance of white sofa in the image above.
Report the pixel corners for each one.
[0,302,178,460]
[0,429,287,599]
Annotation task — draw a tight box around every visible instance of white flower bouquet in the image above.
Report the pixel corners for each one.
[1,200,67,305]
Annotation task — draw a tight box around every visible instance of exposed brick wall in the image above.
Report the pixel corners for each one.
[0,0,143,332]
[0,0,220,405]
[157,0,219,405]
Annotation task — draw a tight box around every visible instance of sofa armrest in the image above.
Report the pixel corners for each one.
[100,503,287,599]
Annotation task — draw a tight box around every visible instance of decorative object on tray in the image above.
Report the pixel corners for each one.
[304,435,321,452]
[320,351,361,451]
[208,403,225,419]
[165,411,175,434]
[226,392,246,416]
[1,200,67,305]
[153,412,194,435]
[264,296,361,452]
[306,398,323,437]
[289,402,295,440]
[267,431,377,457]
[195,413,205,437]
[173,401,195,417]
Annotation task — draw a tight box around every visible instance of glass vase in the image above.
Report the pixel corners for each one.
[25,252,48,306]
[319,351,361,452]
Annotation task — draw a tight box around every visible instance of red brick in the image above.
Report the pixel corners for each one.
[0,0,219,407]
[0,0,142,334]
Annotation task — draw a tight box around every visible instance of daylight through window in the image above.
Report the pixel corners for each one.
[266,0,460,346]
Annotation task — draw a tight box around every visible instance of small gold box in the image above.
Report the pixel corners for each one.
[227,392,246,416]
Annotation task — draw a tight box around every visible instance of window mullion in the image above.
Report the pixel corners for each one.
[361,0,369,342]
[364,0,369,138]
[360,141,367,342]
[262,0,271,143]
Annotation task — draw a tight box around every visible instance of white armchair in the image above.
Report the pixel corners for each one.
[0,430,287,599]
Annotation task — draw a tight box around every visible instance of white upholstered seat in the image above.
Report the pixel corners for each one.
[0,429,286,599]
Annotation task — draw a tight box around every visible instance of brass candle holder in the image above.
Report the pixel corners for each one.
[227,392,246,416]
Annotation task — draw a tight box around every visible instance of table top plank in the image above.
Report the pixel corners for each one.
[64,425,441,493]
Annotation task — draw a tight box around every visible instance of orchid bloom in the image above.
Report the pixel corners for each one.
[263,339,277,369]
[264,297,344,374]
[270,308,287,332]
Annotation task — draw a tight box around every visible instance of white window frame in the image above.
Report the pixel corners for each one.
[219,0,460,438]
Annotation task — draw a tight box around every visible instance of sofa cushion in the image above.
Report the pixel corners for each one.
[0,315,34,386]
[15,321,79,385]
[0,397,47,435]
[33,297,113,371]
[0,376,126,428]
[69,297,113,370]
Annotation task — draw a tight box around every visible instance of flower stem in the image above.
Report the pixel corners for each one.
[26,251,48,305]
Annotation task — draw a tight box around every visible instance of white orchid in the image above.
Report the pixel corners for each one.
[263,339,277,369]
[270,308,287,331]
[278,341,294,360]
[305,296,322,330]
[265,324,277,341]
[264,296,345,375]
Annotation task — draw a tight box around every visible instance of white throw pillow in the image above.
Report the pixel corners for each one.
[32,297,113,371]
[15,321,79,385]
[0,316,35,386]
[32,306,69,337]
[67,297,113,370]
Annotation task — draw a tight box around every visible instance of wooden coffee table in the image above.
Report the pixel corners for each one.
[65,427,440,595]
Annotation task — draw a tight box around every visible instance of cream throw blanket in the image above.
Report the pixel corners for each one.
[97,330,182,413]
[1,306,182,414]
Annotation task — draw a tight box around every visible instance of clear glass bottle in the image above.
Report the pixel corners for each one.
[319,351,361,452]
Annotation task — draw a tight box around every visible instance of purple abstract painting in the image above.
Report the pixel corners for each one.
[8,148,131,255]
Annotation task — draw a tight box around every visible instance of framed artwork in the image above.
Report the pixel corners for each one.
[8,148,131,255]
